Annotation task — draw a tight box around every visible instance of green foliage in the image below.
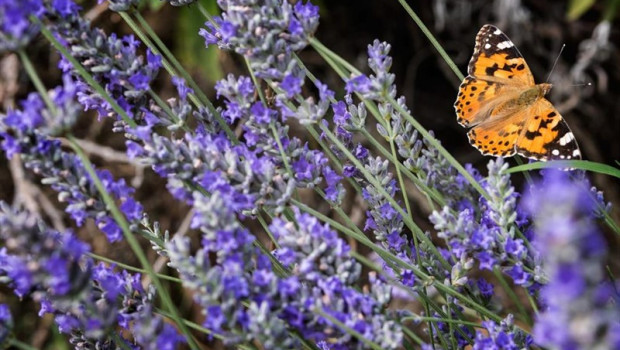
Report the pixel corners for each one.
[176,2,223,83]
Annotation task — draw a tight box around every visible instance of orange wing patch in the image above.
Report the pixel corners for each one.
[467,113,526,157]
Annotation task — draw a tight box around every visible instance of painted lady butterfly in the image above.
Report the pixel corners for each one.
[455,24,581,161]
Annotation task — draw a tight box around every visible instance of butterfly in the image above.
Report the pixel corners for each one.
[454,24,581,161]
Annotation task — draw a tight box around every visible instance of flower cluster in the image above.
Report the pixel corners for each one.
[430,158,536,289]
[168,193,402,349]
[0,0,43,52]
[0,75,143,243]
[523,170,620,349]
[201,0,319,80]
[48,1,162,124]
[472,315,532,349]
[0,203,184,348]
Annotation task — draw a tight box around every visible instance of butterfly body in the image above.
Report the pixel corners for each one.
[455,25,581,161]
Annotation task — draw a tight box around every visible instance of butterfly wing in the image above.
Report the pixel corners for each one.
[467,24,535,86]
[516,99,581,161]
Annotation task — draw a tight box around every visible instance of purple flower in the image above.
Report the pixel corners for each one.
[523,170,620,349]
[172,76,193,100]
[219,20,237,42]
[199,21,220,47]
[250,102,275,124]
[472,316,530,350]
[345,74,372,95]
[430,158,537,287]
[280,73,303,97]
[0,204,181,346]
[0,0,43,52]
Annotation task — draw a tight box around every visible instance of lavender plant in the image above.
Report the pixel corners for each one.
[0,0,618,349]
[0,202,184,349]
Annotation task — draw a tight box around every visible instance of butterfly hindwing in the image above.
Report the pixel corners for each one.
[467,111,526,157]
[516,99,581,161]
[467,24,535,86]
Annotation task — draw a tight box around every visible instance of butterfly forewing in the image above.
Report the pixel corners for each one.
[467,24,535,86]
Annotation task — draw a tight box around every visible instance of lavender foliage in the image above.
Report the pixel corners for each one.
[0,203,184,348]
[0,75,144,243]
[168,191,402,349]
[0,0,618,349]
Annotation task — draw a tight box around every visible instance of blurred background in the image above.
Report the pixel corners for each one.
[0,0,618,347]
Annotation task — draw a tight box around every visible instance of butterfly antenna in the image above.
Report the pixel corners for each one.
[568,82,593,87]
[545,44,565,83]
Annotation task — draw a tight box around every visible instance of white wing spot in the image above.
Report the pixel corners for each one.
[551,149,560,156]
[494,29,502,35]
[484,43,491,49]
[559,155,566,159]
[559,132,574,146]
[573,149,581,157]
[497,41,514,50]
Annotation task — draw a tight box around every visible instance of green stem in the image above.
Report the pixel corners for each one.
[7,338,38,350]
[88,252,181,283]
[396,0,464,82]
[493,267,532,326]
[17,50,57,115]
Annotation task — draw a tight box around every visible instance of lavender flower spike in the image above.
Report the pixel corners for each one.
[523,170,620,350]
[0,0,43,52]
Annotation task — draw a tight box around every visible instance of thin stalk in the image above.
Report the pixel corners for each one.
[493,267,532,326]
[402,327,425,346]
[88,252,181,283]
[403,316,483,328]
[7,339,37,350]
[17,50,56,115]
[396,0,464,81]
